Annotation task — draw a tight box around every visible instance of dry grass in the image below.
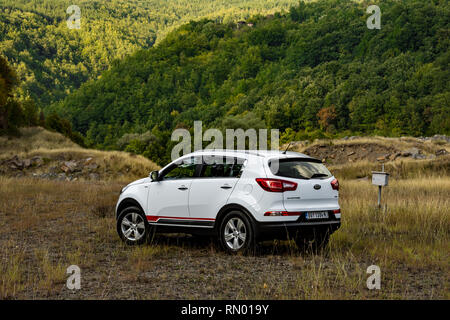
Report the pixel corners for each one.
[0,127,160,182]
[292,136,450,155]
[0,127,81,158]
[0,129,448,299]
[0,173,448,299]
[330,156,450,180]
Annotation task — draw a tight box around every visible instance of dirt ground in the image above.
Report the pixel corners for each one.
[0,176,448,300]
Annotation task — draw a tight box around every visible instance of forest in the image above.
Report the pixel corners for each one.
[46,0,449,164]
[1,0,449,165]
[0,0,299,106]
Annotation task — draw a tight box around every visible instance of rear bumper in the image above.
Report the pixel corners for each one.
[254,217,341,240]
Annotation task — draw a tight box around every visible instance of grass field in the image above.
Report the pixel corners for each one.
[0,173,448,299]
[0,128,448,299]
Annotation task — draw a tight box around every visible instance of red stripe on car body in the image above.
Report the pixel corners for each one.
[146,216,215,222]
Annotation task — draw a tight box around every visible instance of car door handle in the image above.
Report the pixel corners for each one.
[178,185,188,190]
[220,184,232,189]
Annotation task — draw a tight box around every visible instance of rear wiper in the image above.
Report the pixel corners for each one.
[309,173,329,179]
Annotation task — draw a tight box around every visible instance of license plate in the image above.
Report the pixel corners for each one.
[305,211,329,220]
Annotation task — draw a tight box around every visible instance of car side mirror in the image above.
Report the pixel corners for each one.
[150,170,159,182]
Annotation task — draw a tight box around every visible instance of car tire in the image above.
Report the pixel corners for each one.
[219,210,254,254]
[117,206,152,245]
[295,229,330,253]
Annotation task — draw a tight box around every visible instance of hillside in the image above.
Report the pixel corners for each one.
[295,135,450,179]
[0,127,159,182]
[1,127,448,183]
[0,0,299,106]
[50,0,450,165]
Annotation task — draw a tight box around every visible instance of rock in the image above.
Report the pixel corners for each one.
[9,156,23,169]
[377,154,390,161]
[347,151,355,156]
[431,135,450,143]
[435,149,448,156]
[23,159,31,168]
[401,151,411,157]
[86,162,99,170]
[402,147,421,158]
[89,173,100,180]
[84,157,94,165]
[391,152,401,161]
[31,156,43,166]
[61,160,79,173]
[413,154,426,159]
[407,147,420,155]
[48,166,59,174]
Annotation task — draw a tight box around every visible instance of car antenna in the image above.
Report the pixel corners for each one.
[282,142,292,154]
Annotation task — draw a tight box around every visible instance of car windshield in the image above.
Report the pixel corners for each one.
[269,158,332,180]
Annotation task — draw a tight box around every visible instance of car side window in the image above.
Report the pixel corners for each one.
[200,156,245,178]
[162,157,198,180]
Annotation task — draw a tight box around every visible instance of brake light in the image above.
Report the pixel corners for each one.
[264,211,302,216]
[255,178,297,192]
[331,178,339,191]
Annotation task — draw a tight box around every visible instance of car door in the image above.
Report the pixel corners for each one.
[147,157,199,221]
[189,156,245,220]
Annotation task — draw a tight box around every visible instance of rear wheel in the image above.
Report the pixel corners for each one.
[295,229,330,252]
[219,211,254,254]
[117,206,152,245]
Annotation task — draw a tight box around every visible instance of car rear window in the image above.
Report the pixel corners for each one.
[269,158,332,180]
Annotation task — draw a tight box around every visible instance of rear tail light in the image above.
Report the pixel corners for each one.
[256,178,297,192]
[264,211,302,216]
[333,209,340,214]
[331,178,339,191]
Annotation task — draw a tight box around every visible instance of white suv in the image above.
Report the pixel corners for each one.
[116,150,341,253]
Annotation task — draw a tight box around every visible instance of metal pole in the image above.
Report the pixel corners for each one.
[379,163,384,208]
[378,185,381,208]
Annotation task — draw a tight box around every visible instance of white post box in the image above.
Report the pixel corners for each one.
[372,170,389,208]
[372,171,389,186]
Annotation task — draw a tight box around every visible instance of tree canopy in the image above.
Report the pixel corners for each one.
[48,0,449,164]
[0,0,299,106]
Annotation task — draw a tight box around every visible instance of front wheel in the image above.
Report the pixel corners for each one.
[117,206,152,245]
[219,211,254,254]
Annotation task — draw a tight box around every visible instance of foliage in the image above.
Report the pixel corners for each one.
[44,113,85,146]
[0,54,84,144]
[16,0,450,164]
[0,55,38,135]
[0,0,299,107]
